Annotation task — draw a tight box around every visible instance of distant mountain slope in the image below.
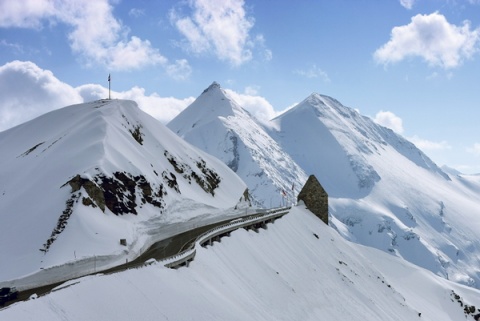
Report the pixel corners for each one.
[269,93,480,288]
[270,93,448,198]
[168,82,307,207]
[2,207,480,321]
[0,99,247,283]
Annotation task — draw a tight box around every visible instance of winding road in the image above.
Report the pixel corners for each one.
[2,207,289,308]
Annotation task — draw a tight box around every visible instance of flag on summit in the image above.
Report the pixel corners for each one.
[108,74,111,82]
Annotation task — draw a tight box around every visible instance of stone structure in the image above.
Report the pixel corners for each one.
[297,175,328,224]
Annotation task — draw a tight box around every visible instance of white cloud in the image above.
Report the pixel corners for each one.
[409,135,451,151]
[373,110,404,134]
[0,0,55,29]
[170,0,259,66]
[128,8,145,18]
[0,39,25,54]
[467,143,480,156]
[0,0,166,71]
[166,59,192,81]
[77,84,194,123]
[102,86,194,123]
[225,89,277,125]
[399,0,415,10]
[0,60,83,132]
[0,61,194,132]
[244,85,259,95]
[254,34,273,62]
[374,12,480,69]
[294,64,330,82]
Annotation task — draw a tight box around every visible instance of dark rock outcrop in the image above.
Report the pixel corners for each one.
[297,175,328,224]
[164,150,221,196]
[67,172,167,216]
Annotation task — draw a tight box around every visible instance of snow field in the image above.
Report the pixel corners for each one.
[2,206,478,321]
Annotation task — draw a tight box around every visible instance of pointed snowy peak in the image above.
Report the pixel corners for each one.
[169,82,248,138]
[169,83,308,207]
[272,92,449,198]
[202,81,221,93]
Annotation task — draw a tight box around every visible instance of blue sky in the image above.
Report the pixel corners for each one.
[1,0,480,173]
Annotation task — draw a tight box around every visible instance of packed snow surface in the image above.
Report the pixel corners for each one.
[0,99,247,286]
[1,207,479,321]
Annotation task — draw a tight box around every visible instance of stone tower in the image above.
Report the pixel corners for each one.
[297,175,328,224]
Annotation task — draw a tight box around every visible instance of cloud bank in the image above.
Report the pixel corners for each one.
[374,110,404,134]
[0,61,194,132]
[373,110,451,154]
[0,60,283,132]
[0,0,167,71]
[225,88,277,125]
[409,135,451,151]
[0,60,82,131]
[374,12,480,69]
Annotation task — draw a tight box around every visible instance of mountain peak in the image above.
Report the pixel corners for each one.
[169,82,247,138]
[0,98,247,282]
[202,81,222,94]
[168,83,308,207]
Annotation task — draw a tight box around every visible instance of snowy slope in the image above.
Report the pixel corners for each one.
[0,99,247,284]
[168,82,307,207]
[2,207,479,321]
[269,93,480,288]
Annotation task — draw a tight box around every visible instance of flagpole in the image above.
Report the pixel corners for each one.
[108,74,111,100]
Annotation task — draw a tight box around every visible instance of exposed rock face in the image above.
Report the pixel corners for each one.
[164,150,221,196]
[40,172,170,253]
[235,188,252,209]
[297,175,328,224]
[41,150,224,253]
[67,172,167,216]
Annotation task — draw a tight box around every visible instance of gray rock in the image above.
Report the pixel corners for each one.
[297,175,328,224]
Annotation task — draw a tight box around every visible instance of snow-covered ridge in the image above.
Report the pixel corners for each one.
[271,93,449,198]
[0,99,247,284]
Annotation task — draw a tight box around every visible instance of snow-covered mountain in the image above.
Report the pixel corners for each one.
[168,86,480,289]
[269,93,480,288]
[168,82,307,207]
[2,91,480,320]
[0,99,247,285]
[2,206,480,321]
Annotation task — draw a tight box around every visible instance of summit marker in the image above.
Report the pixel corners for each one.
[108,74,111,100]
